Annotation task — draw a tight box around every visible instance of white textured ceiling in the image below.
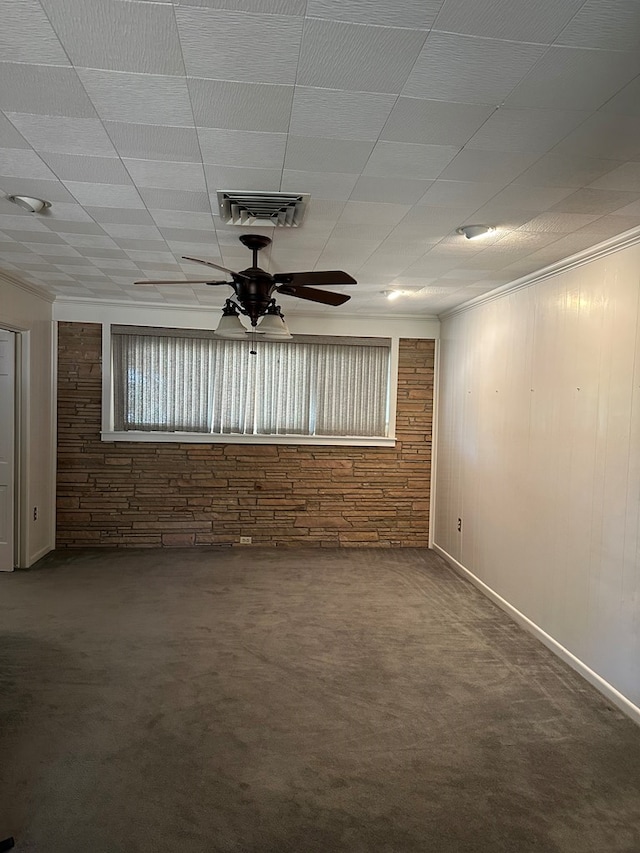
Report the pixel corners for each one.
[1,0,640,317]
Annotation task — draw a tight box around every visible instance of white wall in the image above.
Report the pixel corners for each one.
[434,238,640,719]
[0,274,55,566]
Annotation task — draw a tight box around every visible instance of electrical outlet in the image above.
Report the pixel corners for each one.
[239,536,252,545]
[457,518,462,533]
[33,506,38,521]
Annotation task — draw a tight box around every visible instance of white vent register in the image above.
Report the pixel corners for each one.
[217,191,310,227]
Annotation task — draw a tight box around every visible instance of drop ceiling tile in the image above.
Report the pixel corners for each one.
[556,0,640,51]
[550,188,640,215]
[103,123,201,164]
[575,215,640,237]
[0,64,97,118]
[609,198,640,218]
[0,114,29,149]
[123,159,207,193]
[588,162,640,192]
[45,221,107,235]
[363,141,459,180]
[0,149,57,181]
[307,0,441,28]
[39,153,133,185]
[467,108,588,154]
[402,33,545,104]
[380,99,493,146]
[416,180,503,212]
[121,252,178,264]
[438,149,540,184]
[601,76,640,117]
[2,229,64,244]
[434,0,584,42]
[552,113,640,160]
[55,264,104,276]
[1,0,69,65]
[349,176,432,205]
[148,211,217,229]
[289,88,396,141]
[42,203,95,222]
[513,154,622,189]
[100,223,163,240]
[137,188,212,212]
[84,207,156,226]
[176,6,303,83]
[179,0,306,12]
[89,257,141,271]
[315,237,378,269]
[188,79,294,132]
[78,70,193,126]
[87,249,141,262]
[284,137,374,174]
[39,0,185,75]
[475,184,576,213]
[32,244,83,257]
[0,214,52,231]
[7,114,117,157]
[504,47,640,111]
[204,165,283,192]
[60,234,119,249]
[517,212,602,233]
[297,19,427,93]
[157,228,218,245]
[63,182,145,209]
[198,129,286,169]
[114,238,168,251]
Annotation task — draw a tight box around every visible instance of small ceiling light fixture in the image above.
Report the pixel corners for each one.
[7,195,51,213]
[384,290,403,301]
[456,224,495,240]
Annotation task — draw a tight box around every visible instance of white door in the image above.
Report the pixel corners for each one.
[0,330,15,571]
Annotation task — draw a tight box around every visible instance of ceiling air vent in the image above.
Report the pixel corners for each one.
[217,191,310,227]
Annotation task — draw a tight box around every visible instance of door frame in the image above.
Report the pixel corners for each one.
[1,324,28,569]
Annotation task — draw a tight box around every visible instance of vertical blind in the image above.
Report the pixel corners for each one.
[112,329,390,438]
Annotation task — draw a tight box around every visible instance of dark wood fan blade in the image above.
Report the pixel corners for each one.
[182,255,249,279]
[273,270,357,287]
[276,284,351,306]
[133,279,230,286]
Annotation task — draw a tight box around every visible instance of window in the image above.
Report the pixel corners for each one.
[107,326,395,445]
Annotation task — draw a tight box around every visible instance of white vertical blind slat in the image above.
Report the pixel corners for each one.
[113,333,389,437]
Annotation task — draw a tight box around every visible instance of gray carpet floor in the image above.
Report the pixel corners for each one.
[1,547,639,852]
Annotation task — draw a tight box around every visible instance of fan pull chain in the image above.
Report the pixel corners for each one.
[250,327,258,356]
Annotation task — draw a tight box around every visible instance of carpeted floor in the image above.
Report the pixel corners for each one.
[1,547,639,852]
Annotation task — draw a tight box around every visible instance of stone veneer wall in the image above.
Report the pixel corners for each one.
[57,322,433,548]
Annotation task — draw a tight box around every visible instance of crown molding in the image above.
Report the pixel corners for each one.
[0,269,55,304]
[439,225,640,321]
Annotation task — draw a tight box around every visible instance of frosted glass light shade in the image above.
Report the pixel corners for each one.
[255,313,292,339]
[214,313,248,339]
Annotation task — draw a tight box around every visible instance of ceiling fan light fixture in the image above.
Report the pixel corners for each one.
[7,194,51,213]
[255,303,292,340]
[456,224,495,240]
[213,301,248,339]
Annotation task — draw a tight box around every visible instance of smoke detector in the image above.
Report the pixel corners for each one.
[217,191,310,227]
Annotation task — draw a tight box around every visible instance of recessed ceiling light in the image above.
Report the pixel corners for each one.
[383,290,403,301]
[6,195,51,213]
[456,224,495,240]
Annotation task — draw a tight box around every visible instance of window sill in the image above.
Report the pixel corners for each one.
[101,431,397,447]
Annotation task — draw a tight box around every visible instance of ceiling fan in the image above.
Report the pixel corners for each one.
[134,234,357,327]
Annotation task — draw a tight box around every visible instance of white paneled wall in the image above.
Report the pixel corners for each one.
[435,241,640,715]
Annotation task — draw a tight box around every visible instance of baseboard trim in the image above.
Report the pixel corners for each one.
[432,543,640,727]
